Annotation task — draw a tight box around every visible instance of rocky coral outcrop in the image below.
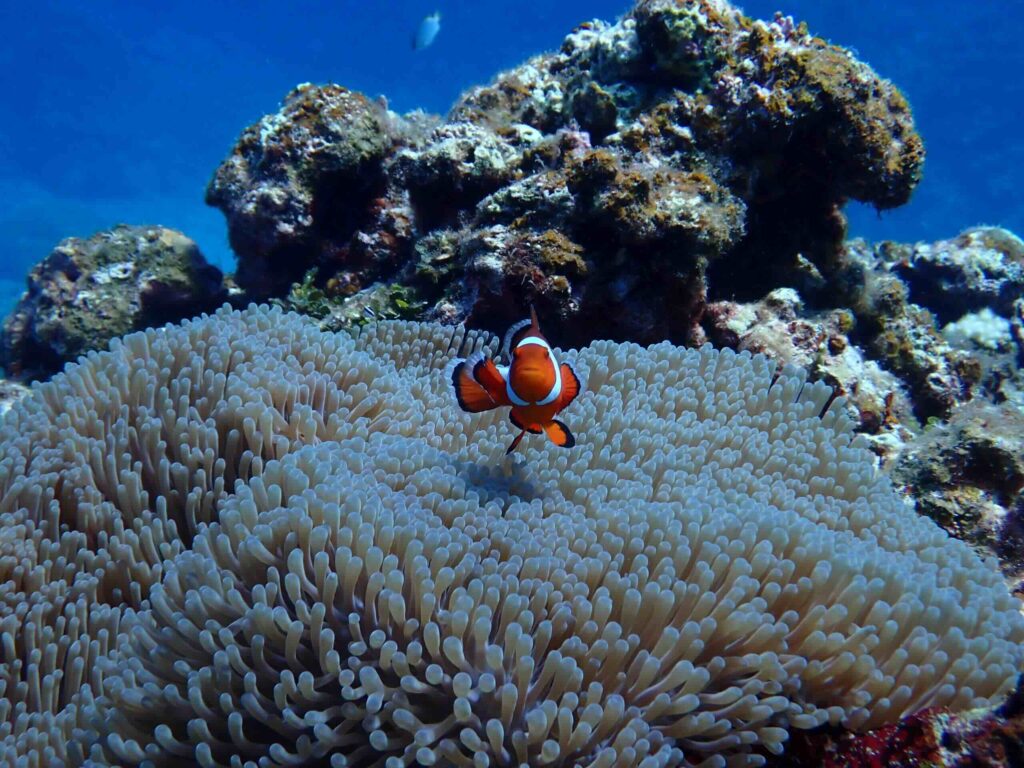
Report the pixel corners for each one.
[206,84,406,297]
[885,227,1024,324]
[0,225,225,379]
[206,0,922,346]
[844,238,984,420]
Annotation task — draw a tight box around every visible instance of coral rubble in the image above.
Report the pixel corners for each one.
[0,225,225,379]
[206,0,922,346]
[887,227,1024,325]
[890,401,1024,592]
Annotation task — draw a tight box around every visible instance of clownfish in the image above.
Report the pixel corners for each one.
[451,307,582,455]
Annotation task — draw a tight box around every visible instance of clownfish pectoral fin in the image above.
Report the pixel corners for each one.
[505,430,527,455]
[557,362,582,410]
[471,356,512,406]
[543,419,576,448]
[452,358,498,413]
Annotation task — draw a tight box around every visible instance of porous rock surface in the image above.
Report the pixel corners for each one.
[701,287,913,444]
[0,225,225,379]
[206,0,922,346]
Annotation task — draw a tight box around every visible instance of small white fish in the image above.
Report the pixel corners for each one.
[413,11,441,50]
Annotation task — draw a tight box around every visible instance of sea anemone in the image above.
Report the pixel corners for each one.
[0,305,1019,767]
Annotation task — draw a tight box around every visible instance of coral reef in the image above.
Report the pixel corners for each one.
[943,308,1014,354]
[839,227,1024,420]
[206,0,922,345]
[841,240,978,422]
[886,227,1024,325]
[809,229,1024,596]
[0,225,225,379]
[276,269,427,331]
[1,305,1020,767]
[5,0,1021,762]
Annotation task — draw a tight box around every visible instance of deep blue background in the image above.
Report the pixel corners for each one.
[1,1,1020,311]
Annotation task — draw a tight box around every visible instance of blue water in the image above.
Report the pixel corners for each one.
[1,1,1020,313]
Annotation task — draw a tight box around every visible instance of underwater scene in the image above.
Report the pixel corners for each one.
[1,0,1023,765]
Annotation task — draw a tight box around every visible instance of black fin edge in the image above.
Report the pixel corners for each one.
[452,360,495,413]
[451,361,472,412]
[510,411,542,434]
[505,430,527,455]
[563,363,582,407]
[553,419,576,447]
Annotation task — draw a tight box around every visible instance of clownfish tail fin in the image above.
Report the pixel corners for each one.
[543,419,576,448]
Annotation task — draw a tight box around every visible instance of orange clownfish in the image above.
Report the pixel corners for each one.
[451,307,582,455]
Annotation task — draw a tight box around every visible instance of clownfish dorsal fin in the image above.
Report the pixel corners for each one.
[501,305,545,361]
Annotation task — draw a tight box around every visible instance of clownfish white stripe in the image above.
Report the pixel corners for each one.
[496,364,529,405]
[506,380,529,406]
[505,338,563,405]
[516,336,550,351]
[536,358,562,405]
